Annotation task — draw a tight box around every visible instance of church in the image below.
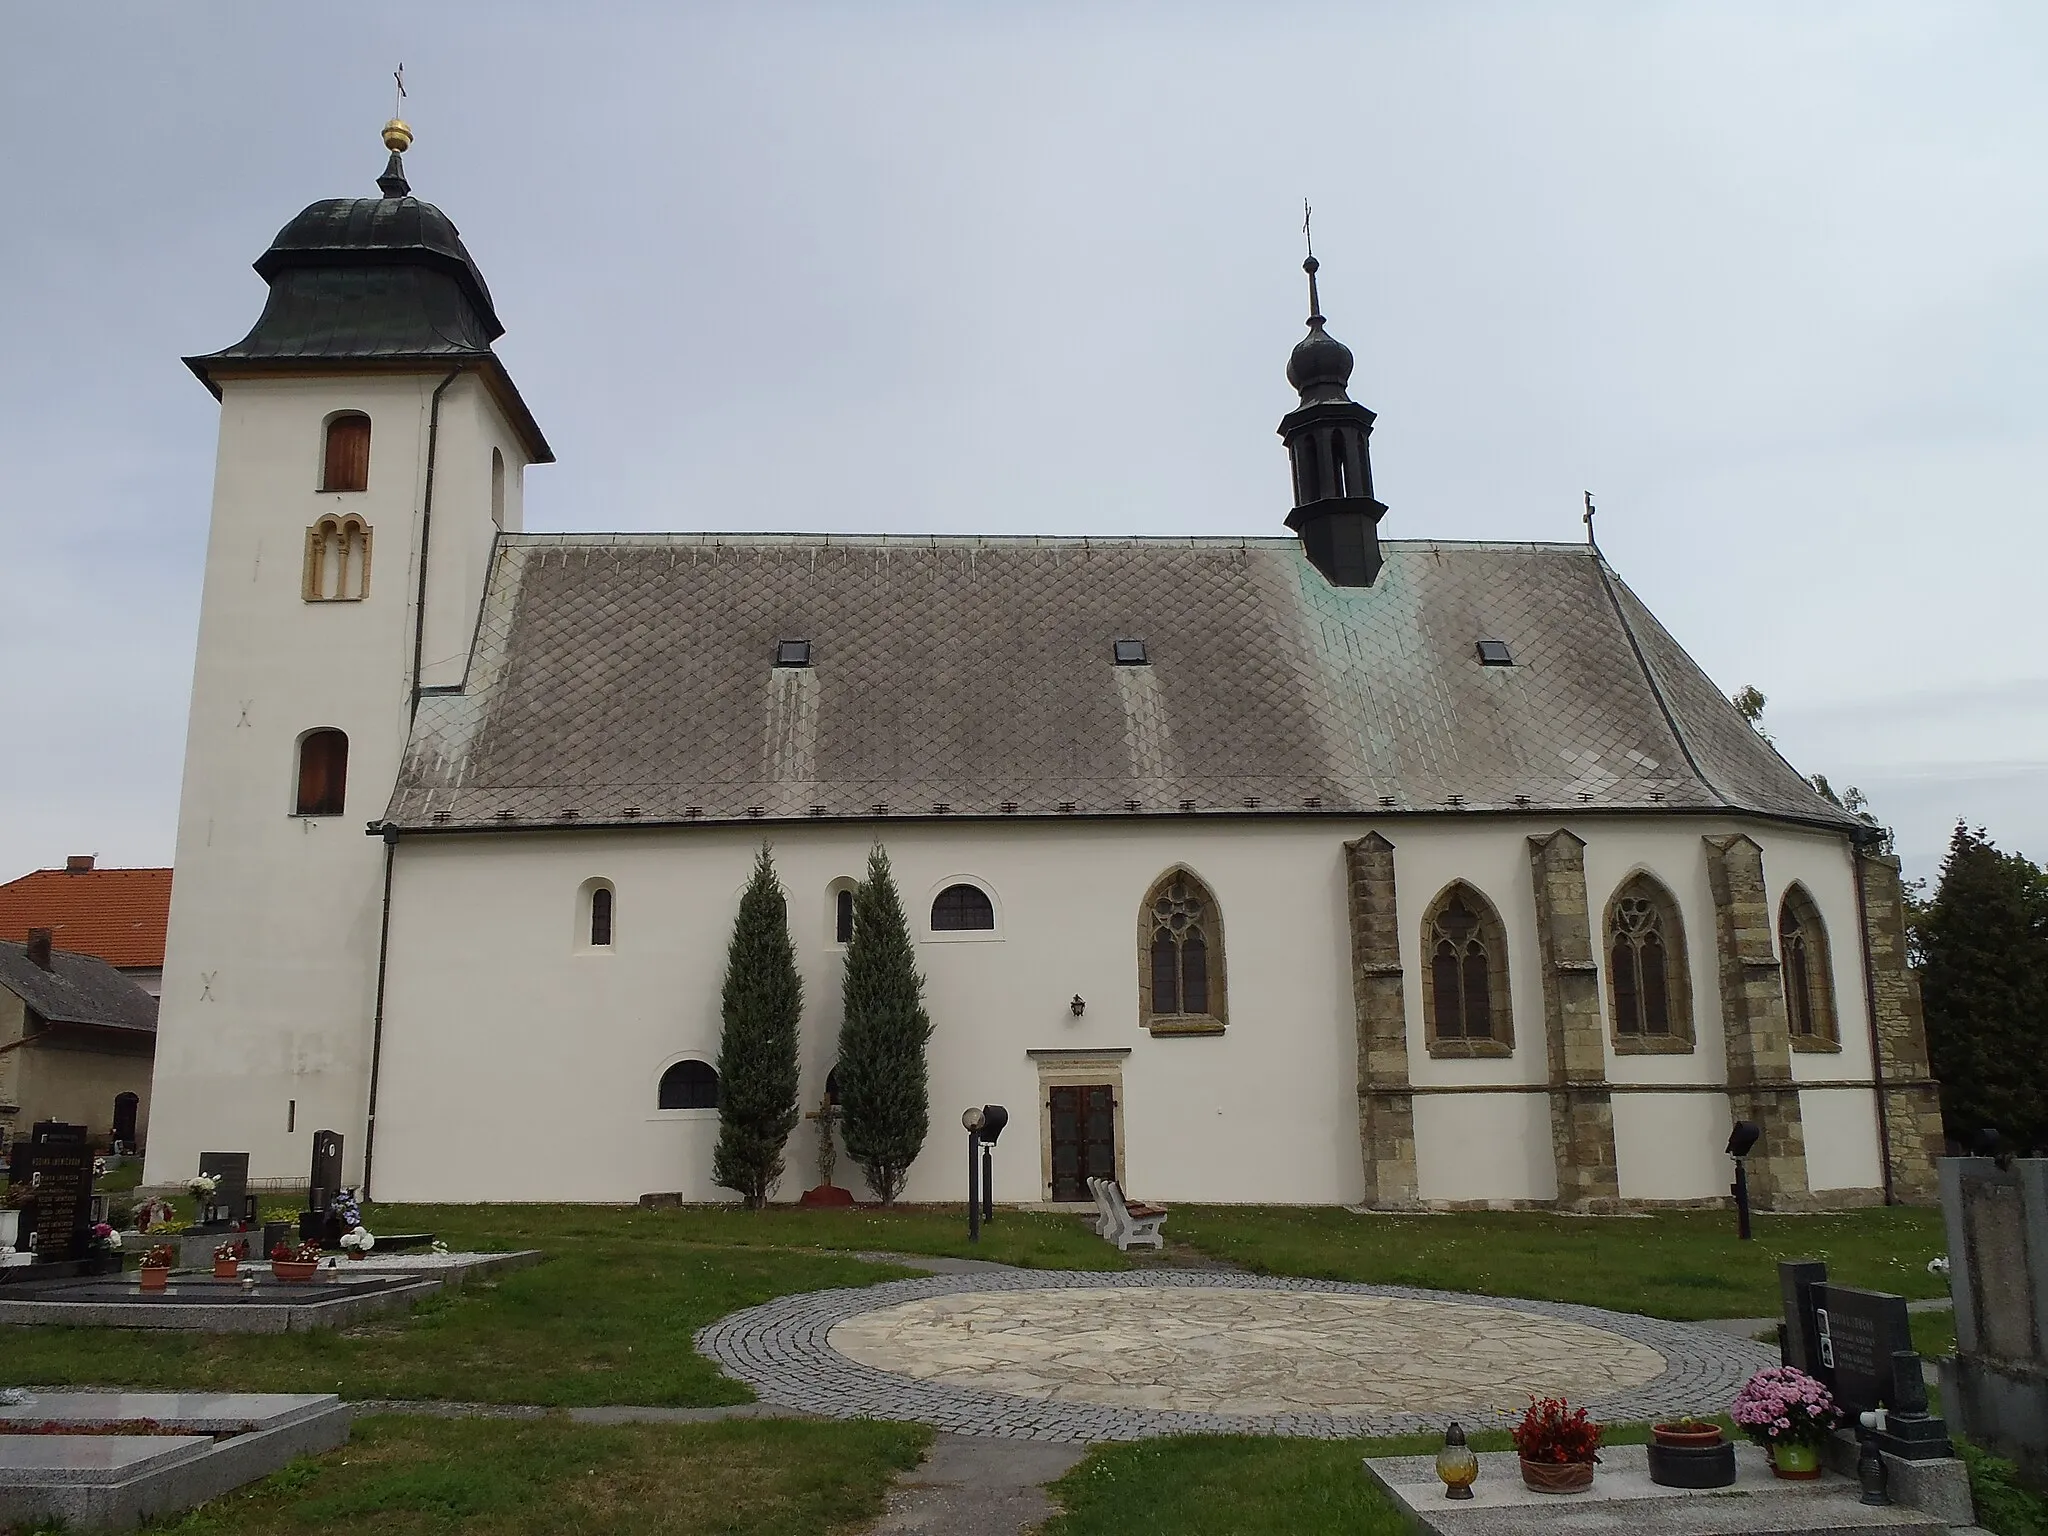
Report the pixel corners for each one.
[142,121,1942,1212]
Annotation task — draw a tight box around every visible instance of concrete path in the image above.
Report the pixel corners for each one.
[866,1433,1084,1535]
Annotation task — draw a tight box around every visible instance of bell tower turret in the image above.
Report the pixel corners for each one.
[1279,254,1387,587]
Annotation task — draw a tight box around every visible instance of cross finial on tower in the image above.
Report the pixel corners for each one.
[1301,200,1323,324]
[1583,490,1600,549]
[379,63,413,197]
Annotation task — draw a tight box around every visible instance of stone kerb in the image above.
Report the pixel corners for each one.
[696,1269,1774,1444]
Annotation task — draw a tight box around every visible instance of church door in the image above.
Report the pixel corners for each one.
[1048,1084,1116,1201]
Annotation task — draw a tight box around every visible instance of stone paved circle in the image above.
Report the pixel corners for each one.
[696,1269,1775,1443]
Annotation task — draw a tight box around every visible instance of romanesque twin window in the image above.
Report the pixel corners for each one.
[1422,883,1513,1056]
[1139,868,1226,1035]
[307,414,373,601]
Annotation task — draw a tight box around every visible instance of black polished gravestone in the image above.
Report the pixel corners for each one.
[196,1152,250,1230]
[25,1122,93,1263]
[1779,1260,1952,1460]
[299,1131,344,1245]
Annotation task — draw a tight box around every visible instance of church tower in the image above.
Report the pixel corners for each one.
[1279,255,1387,586]
[145,122,551,1188]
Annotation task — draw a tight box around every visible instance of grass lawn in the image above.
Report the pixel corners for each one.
[0,1203,1110,1406]
[130,1415,930,1536]
[1167,1205,1950,1321]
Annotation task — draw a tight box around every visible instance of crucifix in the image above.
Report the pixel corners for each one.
[393,63,407,119]
[1583,490,1599,548]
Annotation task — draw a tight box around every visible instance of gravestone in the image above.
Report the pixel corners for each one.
[1778,1260,1951,1459]
[1938,1156,2048,1487]
[195,1153,249,1229]
[25,1123,92,1264]
[299,1131,343,1245]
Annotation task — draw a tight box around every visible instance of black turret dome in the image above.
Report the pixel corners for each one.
[1286,319,1354,400]
[255,193,502,342]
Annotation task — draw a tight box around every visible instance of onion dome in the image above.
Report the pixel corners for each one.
[1285,257,1356,405]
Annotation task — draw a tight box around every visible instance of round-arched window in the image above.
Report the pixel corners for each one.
[658,1059,720,1110]
[930,883,995,932]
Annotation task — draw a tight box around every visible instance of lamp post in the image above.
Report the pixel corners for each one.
[960,1106,1009,1243]
[1727,1120,1762,1241]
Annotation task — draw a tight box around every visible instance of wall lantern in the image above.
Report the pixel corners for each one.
[1070,994,1086,1017]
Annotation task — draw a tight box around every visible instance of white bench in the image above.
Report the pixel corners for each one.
[1087,1176,1167,1251]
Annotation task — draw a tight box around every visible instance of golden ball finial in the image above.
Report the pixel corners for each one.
[382,118,413,153]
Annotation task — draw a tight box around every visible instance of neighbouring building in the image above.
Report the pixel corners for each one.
[0,931,158,1156]
[0,857,173,998]
[142,122,1942,1210]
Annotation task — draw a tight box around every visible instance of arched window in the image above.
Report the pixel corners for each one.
[1780,884,1839,1048]
[1297,436,1321,503]
[294,730,348,816]
[931,883,995,932]
[658,1059,720,1110]
[303,514,372,601]
[1605,873,1694,1051]
[321,413,371,493]
[826,1066,842,1106]
[1331,432,1350,497]
[490,448,506,529]
[1422,882,1513,1056]
[590,887,614,947]
[834,887,854,945]
[1139,868,1227,1034]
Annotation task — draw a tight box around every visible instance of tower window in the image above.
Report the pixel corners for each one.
[930,883,995,932]
[775,639,811,667]
[295,729,349,816]
[490,448,506,529]
[658,1059,720,1110]
[1113,639,1149,666]
[321,413,371,493]
[304,514,373,601]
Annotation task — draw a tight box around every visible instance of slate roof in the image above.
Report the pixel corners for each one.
[0,943,158,1034]
[0,868,172,970]
[385,534,1859,837]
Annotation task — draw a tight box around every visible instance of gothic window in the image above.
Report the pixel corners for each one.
[1422,882,1513,1056]
[1138,868,1226,1034]
[1780,884,1840,1049]
[321,412,371,493]
[303,514,372,601]
[931,883,995,932]
[294,729,348,816]
[658,1059,719,1110]
[1605,873,1695,1052]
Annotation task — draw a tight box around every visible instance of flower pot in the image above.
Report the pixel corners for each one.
[347,1249,367,1261]
[1519,1458,1595,1493]
[213,1258,239,1280]
[1647,1440,1737,1489]
[271,1259,319,1283]
[1769,1441,1822,1480]
[1652,1423,1725,1450]
[138,1265,170,1293]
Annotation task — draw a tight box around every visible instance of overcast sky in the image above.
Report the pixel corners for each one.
[3,3,2043,890]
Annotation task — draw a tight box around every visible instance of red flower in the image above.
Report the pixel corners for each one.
[1511,1396,1604,1464]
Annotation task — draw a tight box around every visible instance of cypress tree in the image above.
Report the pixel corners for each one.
[1921,823,2048,1150]
[712,845,804,1209]
[836,844,932,1205]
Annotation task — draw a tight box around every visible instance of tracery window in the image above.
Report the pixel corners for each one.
[1422,883,1513,1056]
[930,883,995,932]
[658,1059,719,1110]
[321,412,371,493]
[294,730,348,816]
[1139,868,1226,1034]
[1605,873,1694,1052]
[1780,884,1840,1049]
[304,514,372,601]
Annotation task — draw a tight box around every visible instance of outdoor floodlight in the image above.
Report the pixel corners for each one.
[1726,1120,1762,1241]
[1726,1121,1762,1159]
[978,1106,1009,1146]
[963,1105,1009,1243]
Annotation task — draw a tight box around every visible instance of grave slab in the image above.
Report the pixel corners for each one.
[1362,1445,1954,1534]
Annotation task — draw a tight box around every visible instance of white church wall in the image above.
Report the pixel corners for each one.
[149,371,532,1190]
[1412,1092,1558,1203]
[1612,1092,1732,1201]
[1766,830,1878,1089]
[1800,1088,1886,1192]
[414,377,531,691]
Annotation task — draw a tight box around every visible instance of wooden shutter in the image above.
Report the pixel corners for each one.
[322,415,371,492]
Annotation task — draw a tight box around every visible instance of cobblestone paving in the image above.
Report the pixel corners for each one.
[696,1270,1776,1443]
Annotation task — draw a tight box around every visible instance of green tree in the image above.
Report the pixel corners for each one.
[1920,823,2048,1150]
[712,845,804,1208]
[836,844,932,1205]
